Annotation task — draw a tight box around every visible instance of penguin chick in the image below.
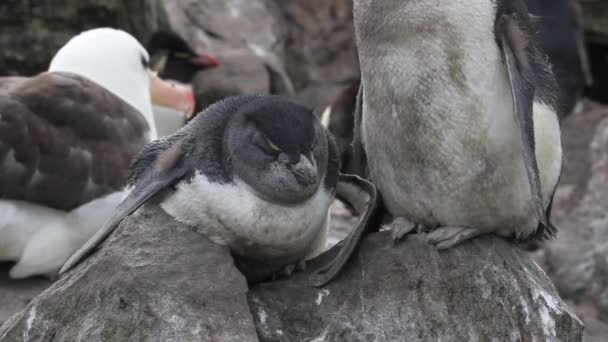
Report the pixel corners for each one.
[353,0,562,248]
[59,95,341,278]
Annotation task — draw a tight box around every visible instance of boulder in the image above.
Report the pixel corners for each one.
[0,205,258,342]
[0,205,583,341]
[250,233,583,342]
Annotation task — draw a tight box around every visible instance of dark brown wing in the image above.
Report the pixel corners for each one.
[0,72,150,211]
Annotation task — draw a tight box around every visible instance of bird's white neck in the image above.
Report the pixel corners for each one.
[48,29,158,140]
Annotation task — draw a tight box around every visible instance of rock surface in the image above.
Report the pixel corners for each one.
[250,233,582,342]
[0,205,583,341]
[0,205,258,342]
[0,267,51,327]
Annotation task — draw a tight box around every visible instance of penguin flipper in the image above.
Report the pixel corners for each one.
[496,12,547,228]
[59,141,190,275]
[351,82,368,178]
[310,173,379,287]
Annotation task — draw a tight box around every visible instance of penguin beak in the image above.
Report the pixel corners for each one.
[149,70,196,119]
[189,53,220,69]
[289,154,317,187]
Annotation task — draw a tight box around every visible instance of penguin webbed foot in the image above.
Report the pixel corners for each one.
[279,259,307,277]
[427,226,483,250]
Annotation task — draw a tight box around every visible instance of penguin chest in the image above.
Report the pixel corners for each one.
[160,173,333,261]
[358,1,561,232]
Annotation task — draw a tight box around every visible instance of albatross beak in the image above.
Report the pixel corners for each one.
[149,71,196,119]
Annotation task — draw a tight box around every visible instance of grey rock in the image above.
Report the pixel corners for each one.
[0,205,258,342]
[0,266,51,327]
[0,204,582,341]
[249,233,583,342]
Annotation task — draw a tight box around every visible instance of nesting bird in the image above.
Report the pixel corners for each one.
[60,95,342,280]
[146,31,220,137]
[0,28,195,278]
[352,0,562,248]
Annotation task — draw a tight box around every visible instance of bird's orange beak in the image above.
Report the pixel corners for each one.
[149,71,196,119]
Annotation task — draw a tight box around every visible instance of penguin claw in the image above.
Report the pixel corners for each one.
[427,226,482,250]
[390,217,417,242]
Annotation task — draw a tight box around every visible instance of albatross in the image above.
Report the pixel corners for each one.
[0,27,195,278]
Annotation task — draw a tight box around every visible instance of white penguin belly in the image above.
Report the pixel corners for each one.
[359,0,562,236]
[160,173,333,262]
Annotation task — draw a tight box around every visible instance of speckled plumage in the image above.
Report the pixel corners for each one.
[60,95,341,277]
[353,0,562,243]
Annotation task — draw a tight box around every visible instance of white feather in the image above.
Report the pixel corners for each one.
[533,102,563,206]
[0,192,123,278]
[160,173,333,261]
[49,28,157,139]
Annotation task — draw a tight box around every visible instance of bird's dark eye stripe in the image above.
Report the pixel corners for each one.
[141,55,149,68]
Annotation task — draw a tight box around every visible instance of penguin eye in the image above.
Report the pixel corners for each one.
[265,137,282,152]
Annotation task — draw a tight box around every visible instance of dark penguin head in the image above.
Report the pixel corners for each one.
[146,31,219,83]
[223,97,327,204]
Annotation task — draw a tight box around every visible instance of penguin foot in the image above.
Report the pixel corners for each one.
[390,217,417,242]
[280,260,307,277]
[427,226,482,250]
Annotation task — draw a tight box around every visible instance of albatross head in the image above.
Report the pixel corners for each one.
[48,28,196,140]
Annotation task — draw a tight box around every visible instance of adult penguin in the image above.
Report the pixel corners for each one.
[352,0,563,248]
